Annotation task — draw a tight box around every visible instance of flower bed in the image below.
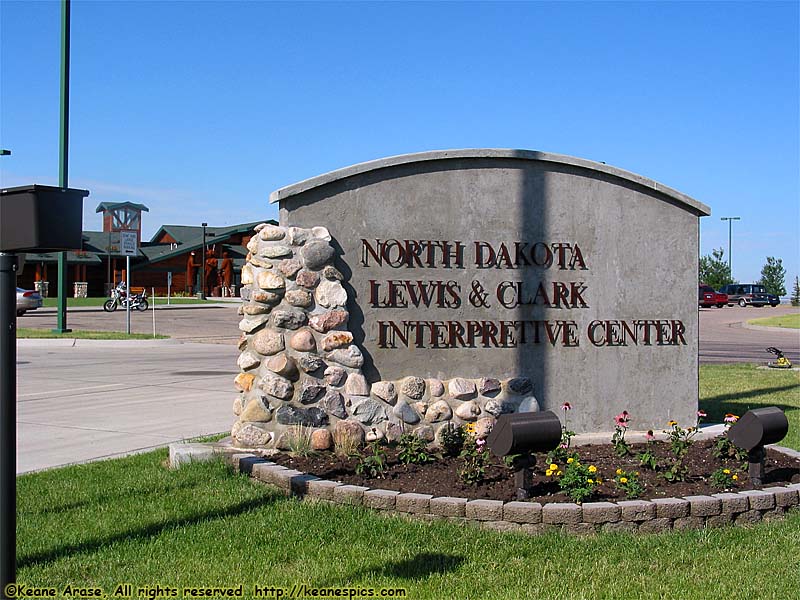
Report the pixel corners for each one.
[216,410,800,534]
[265,438,800,501]
[224,446,800,534]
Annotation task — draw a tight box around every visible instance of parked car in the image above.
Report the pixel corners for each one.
[699,284,728,308]
[718,283,779,307]
[16,287,43,316]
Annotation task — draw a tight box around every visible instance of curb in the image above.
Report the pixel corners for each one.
[17,337,180,348]
[741,321,800,333]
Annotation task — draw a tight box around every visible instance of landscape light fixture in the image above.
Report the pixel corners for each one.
[720,216,741,281]
[727,406,788,486]
[485,411,562,499]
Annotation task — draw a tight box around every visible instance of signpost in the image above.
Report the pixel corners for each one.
[120,230,137,335]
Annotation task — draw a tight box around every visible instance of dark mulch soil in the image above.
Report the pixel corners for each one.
[270,439,800,503]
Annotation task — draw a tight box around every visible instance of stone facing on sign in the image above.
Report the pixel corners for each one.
[269,150,710,433]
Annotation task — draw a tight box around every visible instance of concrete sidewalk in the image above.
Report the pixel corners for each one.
[16,339,237,473]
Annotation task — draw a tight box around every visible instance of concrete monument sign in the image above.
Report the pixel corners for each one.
[232,150,710,448]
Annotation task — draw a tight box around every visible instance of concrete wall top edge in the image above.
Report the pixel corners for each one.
[268,149,712,217]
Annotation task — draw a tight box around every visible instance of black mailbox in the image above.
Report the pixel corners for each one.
[486,411,562,457]
[727,407,788,452]
[727,406,789,486]
[0,185,89,252]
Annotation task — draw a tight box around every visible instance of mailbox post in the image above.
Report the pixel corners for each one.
[0,184,87,595]
[727,407,789,486]
[485,411,562,499]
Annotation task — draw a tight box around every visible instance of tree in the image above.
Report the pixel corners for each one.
[699,247,733,289]
[758,256,786,297]
[791,276,799,307]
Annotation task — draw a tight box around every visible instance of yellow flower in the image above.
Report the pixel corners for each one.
[557,470,563,476]
[587,479,594,484]
[550,463,558,471]
[620,477,628,484]
[615,468,623,476]
[546,469,553,477]
[588,465,597,473]
[567,457,575,464]
[668,420,678,427]
[464,423,477,435]
[596,479,602,485]
[732,475,739,481]
[723,469,731,475]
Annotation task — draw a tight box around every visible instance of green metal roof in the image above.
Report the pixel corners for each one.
[149,221,269,245]
[21,220,273,266]
[95,201,150,213]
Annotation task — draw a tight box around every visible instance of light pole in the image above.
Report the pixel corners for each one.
[54,0,72,334]
[201,222,207,300]
[720,217,741,281]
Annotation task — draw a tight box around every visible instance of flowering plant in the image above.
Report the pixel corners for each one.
[663,413,703,458]
[458,435,490,485]
[613,467,644,499]
[547,402,576,463]
[397,433,436,465]
[637,430,658,470]
[547,454,601,503]
[710,467,740,490]
[355,440,387,479]
[661,457,689,482]
[611,410,631,457]
[438,423,466,457]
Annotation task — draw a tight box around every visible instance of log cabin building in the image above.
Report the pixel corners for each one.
[17,201,275,297]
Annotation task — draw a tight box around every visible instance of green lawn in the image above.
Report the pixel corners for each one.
[747,312,800,329]
[699,363,800,449]
[17,328,168,340]
[15,364,800,599]
[41,297,223,307]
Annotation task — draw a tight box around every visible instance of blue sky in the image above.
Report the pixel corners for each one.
[1,1,797,286]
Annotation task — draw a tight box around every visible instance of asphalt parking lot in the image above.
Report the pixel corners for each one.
[699,304,799,364]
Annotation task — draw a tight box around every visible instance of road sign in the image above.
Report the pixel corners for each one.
[120,231,138,256]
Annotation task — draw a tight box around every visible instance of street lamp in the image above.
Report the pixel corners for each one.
[201,222,207,300]
[720,217,741,281]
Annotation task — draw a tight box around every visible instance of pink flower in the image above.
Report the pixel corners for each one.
[697,410,707,419]
[561,402,572,411]
[476,438,486,450]
[614,412,630,427]
[645,430,655,441]
[724,414,739,423]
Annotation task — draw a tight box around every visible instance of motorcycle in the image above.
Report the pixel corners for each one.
[103,282,149,312]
